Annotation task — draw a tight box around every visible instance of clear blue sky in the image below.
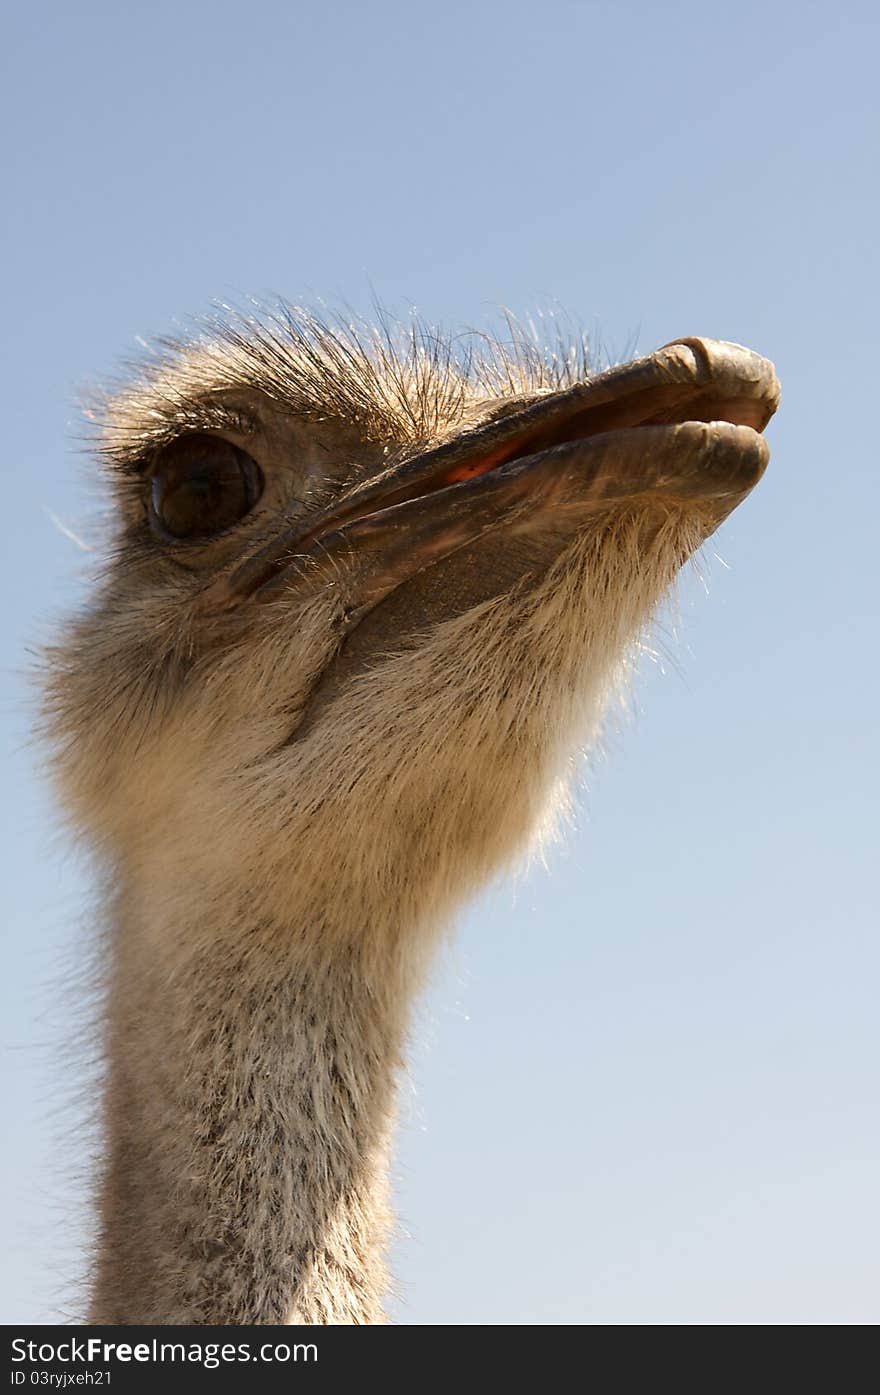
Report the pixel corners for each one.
[2,0,877,1324]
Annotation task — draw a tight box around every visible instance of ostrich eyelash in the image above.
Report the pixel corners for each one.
[98,402,263,478]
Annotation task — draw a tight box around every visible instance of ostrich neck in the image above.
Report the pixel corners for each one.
[90,891,415,1324]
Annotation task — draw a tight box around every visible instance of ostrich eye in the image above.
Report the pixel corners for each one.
[147,434,263,540]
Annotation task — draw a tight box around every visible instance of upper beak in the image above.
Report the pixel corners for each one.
[200,337,779,624]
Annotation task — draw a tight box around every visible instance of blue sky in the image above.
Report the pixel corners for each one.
[2,0,877,1323]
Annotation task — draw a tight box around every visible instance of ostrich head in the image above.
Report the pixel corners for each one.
[46,315,778,969]
[42,310,780,1324]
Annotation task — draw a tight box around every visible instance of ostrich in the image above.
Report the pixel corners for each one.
[44,310,779,1324]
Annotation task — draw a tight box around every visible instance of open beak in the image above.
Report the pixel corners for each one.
[201,337,779,626]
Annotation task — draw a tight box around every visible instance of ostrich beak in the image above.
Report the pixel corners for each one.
[203,337,779,623]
